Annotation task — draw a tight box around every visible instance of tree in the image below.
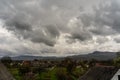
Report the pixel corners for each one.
[1,56,12,67]
[18,66,30,75]
[116,52,120,58]
[56,68,67,80]
[64,58,75,74]
[1,56,12,63]
[32,66,45,74]
[114,52,120,67]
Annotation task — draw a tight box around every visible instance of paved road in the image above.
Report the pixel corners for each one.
[0,62,15,80]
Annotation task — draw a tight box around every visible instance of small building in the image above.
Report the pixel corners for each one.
[79,66,118,80]
[111,69,120,80]
[22,60,31,67]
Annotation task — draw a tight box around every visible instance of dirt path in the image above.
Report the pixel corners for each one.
[0,62,15,80]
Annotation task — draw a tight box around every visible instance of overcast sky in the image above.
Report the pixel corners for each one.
[0,0,120,56]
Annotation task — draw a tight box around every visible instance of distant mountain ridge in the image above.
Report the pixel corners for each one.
[11,51,117,61]
[69,51,117,60]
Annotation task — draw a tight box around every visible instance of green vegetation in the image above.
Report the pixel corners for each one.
[4,58,90,80]
[8,66,87,80]
[114,52,120,67]
[4,54,120,80]
[9,68,22,80]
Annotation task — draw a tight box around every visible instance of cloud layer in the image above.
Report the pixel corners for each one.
[0,0,120,56]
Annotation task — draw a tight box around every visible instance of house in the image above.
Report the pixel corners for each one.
[111,69,120,80]
[79,66,118,80]
[22,60,31,67]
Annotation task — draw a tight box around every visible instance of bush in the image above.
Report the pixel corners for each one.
[1,56,12,67]
[56,68,67,80]
[1,56,12,63]
[18,66,30,75]
[32,66,45,74]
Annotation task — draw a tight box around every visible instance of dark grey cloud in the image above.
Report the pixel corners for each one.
[6,20,32,31]
[94,0,120,32]
[41,48,56,54]
[0,0,67,46]
[0,0,80,46]
[0,49,13,56]
[67,29,92,41]
[2,0,119,46]
[45,25,60,38]
[90,26,116,35]
[96,36,109,44]
[18,25,60,46]
[64,0,120,44]
[1,0,120,56]
[78,0,120,36]
[78,14,93,27]
[114,37,120,43]
[40,0,82,12]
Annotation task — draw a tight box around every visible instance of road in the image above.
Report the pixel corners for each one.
[0,62,15,80]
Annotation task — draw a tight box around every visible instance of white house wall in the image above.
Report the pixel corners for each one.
[111,69,120,80]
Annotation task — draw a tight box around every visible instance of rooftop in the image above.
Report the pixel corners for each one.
[79,66,118,80]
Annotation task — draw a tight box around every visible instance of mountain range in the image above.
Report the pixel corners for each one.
[11,51,117,61]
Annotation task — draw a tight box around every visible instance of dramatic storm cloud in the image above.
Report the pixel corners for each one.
[0,0,120,56]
